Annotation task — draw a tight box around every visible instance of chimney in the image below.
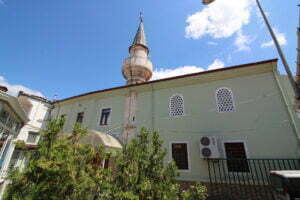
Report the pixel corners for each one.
[0,86,8,93]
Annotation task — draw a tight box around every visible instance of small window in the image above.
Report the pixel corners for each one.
[9,150,21,167]
[1,129,10,141]
[14,122,22,133]
[6,117,15,129]
[27,131,39,144]
[224,142,249,172]
[99,108,111,126]
[169,95,185,117]
[171,143,189,170]
[76,112,84,124]
[103,159,110,169]
[0,109,9,124]
[216,88,235,112]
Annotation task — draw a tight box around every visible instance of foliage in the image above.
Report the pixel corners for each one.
[4,119,207,200]
[182,183,208,200]
[112,127,180,200]
[14,141,26,150]
[4,118,113,200]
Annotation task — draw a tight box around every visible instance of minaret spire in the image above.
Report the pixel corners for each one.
[122,14,153,85]
[130,13,148,54]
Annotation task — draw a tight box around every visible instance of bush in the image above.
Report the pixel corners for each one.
[4,119,207,200]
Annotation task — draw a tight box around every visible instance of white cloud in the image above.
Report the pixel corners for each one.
[261,28,287,48]
[234,30,252,51]
[0,76,44,97]
[152,66,205,80]
[207,59,225,70]
[152,59,225,80]
[185,0,254,39]
[207,41,218,46]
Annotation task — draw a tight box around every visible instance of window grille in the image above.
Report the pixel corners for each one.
[216,88,235,112]
[169,95,185,117]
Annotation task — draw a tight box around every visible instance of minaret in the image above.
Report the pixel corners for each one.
[122,15,153,85]
[121,15,153,143]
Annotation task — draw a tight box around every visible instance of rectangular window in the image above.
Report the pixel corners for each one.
[0,109,9,124]
[1,129,10,141]
[171,143,189,170]
[9,150,21,167]
[6,117,14,129]
[99,108,111,126]
[76,112,84,124]
[103,159,110,169]
[14,122,22,133]
[224,142,249,172]
[27,131,39,144]
[60,114,66,127]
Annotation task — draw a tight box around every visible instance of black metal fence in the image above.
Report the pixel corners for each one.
[206,158,300,200]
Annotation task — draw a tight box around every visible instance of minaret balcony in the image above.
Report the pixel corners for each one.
[123,56,153,72]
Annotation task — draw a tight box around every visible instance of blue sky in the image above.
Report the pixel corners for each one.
[0,0,298,99]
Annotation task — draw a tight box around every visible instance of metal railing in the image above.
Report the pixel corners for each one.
[206,158,300,200]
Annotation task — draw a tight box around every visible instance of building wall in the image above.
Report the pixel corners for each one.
[140,72,299,181]
[52,90,126,136]
[17,98,51,143]
[52,62,300,181]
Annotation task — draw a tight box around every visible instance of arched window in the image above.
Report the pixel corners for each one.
[169,94,185,117]
[216,88,235,112]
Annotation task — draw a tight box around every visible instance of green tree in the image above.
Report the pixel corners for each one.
[4,118,114,200]
[4,119,207,200]
[112,128,180,200]
[111,127,207,200]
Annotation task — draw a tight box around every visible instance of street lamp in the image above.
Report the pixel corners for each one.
[202,0,215,5]
[202,0,300,100]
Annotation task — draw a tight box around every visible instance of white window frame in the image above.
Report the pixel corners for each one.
[215,87,236,113]
[222,140,250,174]
[26,131,40,145]
[169,141,191,172]
[98,106,112,127]
[169,94,185,118]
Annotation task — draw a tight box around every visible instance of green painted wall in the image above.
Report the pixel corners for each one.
[52,62,299,181]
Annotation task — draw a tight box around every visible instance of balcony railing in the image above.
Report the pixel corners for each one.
[206,158,300,199]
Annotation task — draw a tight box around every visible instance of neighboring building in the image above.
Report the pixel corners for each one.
[16,91,52,146]
[0,91,51,199]
[50,17,300,189]
[0,87,28,197]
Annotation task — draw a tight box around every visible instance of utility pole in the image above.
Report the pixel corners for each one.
[256,0,300,99]
[296,5,300,86]
[202,0,300,100]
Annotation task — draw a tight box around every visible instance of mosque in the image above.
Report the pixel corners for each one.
[50,17,300,182]
[0,16,299,199]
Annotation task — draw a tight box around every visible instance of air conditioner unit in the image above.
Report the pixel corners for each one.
[199,136,220,158]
